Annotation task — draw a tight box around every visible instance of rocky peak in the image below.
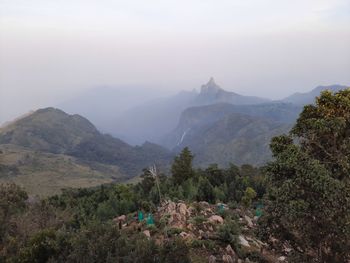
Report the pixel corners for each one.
[200,77,223,94]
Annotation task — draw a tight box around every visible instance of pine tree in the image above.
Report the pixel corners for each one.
[171,147,194,185]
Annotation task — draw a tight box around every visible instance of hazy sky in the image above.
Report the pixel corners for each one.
[1,0,350,123]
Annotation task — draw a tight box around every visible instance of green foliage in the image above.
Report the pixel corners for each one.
[241,187,257,208]
[17,229,60,263]
[159,238,191,263]
[0,145,266,262]
[197,177,215,202]
[262,89,350,262]
[189,215,207,226]
[0,183,28,244]
[171,147,194,185]
[217,219,240,245]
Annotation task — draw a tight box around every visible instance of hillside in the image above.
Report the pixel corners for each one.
[112,78,269,144]
[0,144,121,196]
[282,84,348,105]
[0,108,173,185]
[162,103,293,166]
[182,114,290,167]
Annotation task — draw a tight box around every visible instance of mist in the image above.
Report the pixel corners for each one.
[1,0,350,124]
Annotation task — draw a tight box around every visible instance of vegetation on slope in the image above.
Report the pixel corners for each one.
[0,107,172,178]
[0,89,349,262]
[0,144,122,196]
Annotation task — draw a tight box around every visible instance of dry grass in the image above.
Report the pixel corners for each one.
[0,144,125,196]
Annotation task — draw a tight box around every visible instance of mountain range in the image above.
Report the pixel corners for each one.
[1,80,348,195]
[0,108,172,194]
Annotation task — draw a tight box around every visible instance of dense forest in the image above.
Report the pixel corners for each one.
[1,90,349,262]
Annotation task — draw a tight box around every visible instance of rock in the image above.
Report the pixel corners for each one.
[178,203,188,216]
[208,255,216,263]
[239,235,250,247]
[113,215,126,222]
[226,244,236,257]
[199,201,210,207]
[187,223,194,230]
[143,230,151,238]
[244,215,253,228]
[208,215,224,224]
[278,256,286,261]
[161,200,177,214]
[188,206,196,215]
[222,254,234,263]
[169,212,185,228]
[179,231,190,239]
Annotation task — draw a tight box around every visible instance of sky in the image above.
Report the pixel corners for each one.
[1,0,350,123]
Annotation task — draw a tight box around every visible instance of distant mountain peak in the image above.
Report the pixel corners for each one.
[200,77,223,94]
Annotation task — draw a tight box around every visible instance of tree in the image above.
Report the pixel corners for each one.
[171,147,194,185]
[0,183,27,244]
[262,89,350,262]
[292,89,350,181]
[197,177,215,202]
[241,187,257,208]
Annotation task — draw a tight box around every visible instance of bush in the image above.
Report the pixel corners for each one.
[160,238,191,263]
[217,219,240,246]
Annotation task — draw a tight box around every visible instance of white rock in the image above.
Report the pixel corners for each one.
[208,215,224,224]
[239,235,250,247]
[226,244,236,257]
[178,203,188,216]
[143,230,151,238]
[222,254,234,263]
[244,215,253,228]
[179,231,190,239]
[208,255,216,263]
[278,256,286,261]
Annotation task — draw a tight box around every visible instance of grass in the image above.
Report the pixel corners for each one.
[0,144,126,196]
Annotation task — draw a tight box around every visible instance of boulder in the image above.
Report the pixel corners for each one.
[239,235,250,247]
[178,203,188,216]
[226,244,236,257]
[199,201,210,207]
[208,215,224,224]
[169,212,185,228]
[244,215,253,228]
[166,201,177,213]
[143,230,151,238]
[179,231,191,239]
[113,215,126,222]
[278,256,286,261]
[187,223,194,230]
[208,255,216,263]
[223,254,234,263]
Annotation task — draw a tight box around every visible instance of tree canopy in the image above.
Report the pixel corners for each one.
[262,89,350,262]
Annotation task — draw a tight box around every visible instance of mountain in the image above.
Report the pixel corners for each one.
[112,78,269,145]
[195,77,269,105]
[162,103,292,167]
[282,84,348,105]
[0,108,172,178]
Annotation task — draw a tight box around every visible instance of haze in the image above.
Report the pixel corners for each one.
[1,0,350,124]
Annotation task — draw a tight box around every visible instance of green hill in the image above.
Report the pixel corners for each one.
[0,108,173,195]
[163,103,292,167]
[0,144,121,196]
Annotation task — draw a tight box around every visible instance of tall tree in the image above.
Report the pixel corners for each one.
[171,147,194,185]
[262,89,350,262]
